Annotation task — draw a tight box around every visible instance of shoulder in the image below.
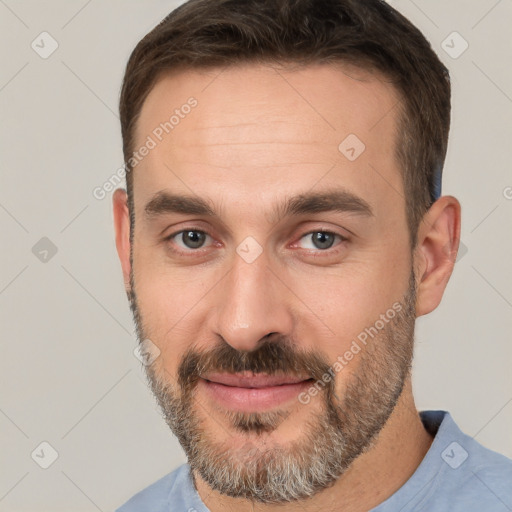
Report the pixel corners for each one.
[115,464,191,512]
[421,410,512,511]
[446,441,512,510]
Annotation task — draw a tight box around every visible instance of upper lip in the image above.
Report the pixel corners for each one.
[202,372,311,388]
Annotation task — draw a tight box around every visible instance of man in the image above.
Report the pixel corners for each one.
[113,0,512,510]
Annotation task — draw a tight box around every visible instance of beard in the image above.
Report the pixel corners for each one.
[127,268,417,504]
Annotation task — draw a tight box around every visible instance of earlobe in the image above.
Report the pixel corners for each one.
[414,196,461,317]
[112,188,132,292]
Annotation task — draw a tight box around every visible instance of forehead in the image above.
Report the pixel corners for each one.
[133,62,404,223]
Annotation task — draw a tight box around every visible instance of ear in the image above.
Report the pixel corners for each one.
[414,195,461,317]
[112,188,132,293]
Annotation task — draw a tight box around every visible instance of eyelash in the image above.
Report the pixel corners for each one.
[163,227,348,258]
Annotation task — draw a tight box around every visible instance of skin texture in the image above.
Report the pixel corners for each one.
[113,63,461,511]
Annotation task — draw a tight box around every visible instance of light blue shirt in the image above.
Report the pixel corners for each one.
[116,410,512,511]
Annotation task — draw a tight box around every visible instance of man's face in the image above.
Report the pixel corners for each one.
[126,63,416,502]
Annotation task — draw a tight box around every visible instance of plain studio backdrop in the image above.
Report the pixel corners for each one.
[0,1,511,511]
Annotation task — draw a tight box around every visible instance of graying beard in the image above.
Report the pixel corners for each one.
[146,358,407,504]
[224,409,291,434]
[141,273,416,504]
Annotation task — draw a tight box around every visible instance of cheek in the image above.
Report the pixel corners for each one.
[285,257,409,361]
[131,253,209,369]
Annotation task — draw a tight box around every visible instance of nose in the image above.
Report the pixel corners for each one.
[211,251,294,352]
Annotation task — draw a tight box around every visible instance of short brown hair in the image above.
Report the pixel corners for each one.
[119,0,450,247]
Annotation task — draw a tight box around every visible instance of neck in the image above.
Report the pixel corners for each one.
[194,377,434,512]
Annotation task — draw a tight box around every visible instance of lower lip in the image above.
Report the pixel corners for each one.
[199,378,313,412]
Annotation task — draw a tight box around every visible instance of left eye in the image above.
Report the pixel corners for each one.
[297,231,344,250]
[171,230,212,250]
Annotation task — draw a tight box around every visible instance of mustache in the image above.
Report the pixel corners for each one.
[177,335,333,392]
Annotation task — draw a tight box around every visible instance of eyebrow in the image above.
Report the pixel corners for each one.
[144,188,374,223]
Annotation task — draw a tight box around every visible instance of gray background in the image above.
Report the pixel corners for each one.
[1,0,511,510]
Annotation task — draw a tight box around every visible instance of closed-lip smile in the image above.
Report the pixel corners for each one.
[199,371,313,412]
